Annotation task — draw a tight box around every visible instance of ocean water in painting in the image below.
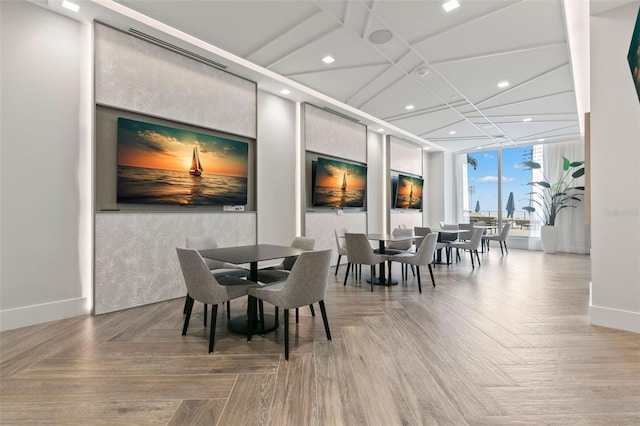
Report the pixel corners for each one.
[395,194,422,209]
[118,165,247,206]
[313,186,365,208]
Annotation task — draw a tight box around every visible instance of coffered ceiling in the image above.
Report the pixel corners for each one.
[41,0,592,152]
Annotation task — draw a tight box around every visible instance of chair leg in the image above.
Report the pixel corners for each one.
[476,250,481,266]
[309,304,315,316]
[204,304,208,327]
[470,250,475,268]
[428,264,436,287]
[416,265,422,293]
[182,295,194,336]
[183,294,189,314]
[335,255,342,275]
[226,301,231,320]
[275,306,279,328]
[343,263,351,286]
[370,265,375,291]
[411,265,416,277]
[247,296,255,342]
[208,304,218,353]
[284,308,289,361]
[504,241,508,254]
[319,300,331,341]
[295,307,299,324]
[259,300,265,335]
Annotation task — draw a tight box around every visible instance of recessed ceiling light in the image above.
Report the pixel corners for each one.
[280,89,290,95]
[322,55,335,64]
[537,138,545,142]
[405,104,415,110]
[476,146,483,150]
[442,0,460,12]
[424,147,431,150]
[62,0,80,12]
[497,81,510,88]
[416,67,430,77]
[449,130,457,135]
[377,128,385,133]
[523,117,532,122]
[368,29,393,44]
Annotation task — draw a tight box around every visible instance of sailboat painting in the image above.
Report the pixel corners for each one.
[395,174,423,209]
[313,157,366,208]
[117,117,249,206]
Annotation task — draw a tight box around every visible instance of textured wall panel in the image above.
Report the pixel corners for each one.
[390,211,423,231]
[95,24,256,138]
[305,212,367,266]
[304,104,366,163]
[390,137,422,176]
[95,212,256,314]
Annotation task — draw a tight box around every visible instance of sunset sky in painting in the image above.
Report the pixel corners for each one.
[315,158,366,189]
[397,175,423,197]
[117,118,248,177]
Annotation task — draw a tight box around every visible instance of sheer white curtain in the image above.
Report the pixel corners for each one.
[454,153,469,224]
[543,140,590,254]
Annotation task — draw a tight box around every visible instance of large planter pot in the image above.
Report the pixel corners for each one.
[540,225,559,254]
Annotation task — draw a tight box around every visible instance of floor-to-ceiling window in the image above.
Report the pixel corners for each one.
[463,145,540,237]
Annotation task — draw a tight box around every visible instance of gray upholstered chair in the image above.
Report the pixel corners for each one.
[389,232,438,292]
[247,249,333,360]
[448,228,483,269]
[176,247,259,353]
[256,236,316,320]
[458,223,474,241]
[343,233,389,291]
[384,227,414,254]
[483,223,511,255]
[256,237,315,283]
[334,227,349,276]
[185,236,250,324]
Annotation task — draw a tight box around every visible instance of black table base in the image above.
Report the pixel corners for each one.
[228,314,277,335]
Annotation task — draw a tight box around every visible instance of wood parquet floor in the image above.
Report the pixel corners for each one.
[1,248,639,425]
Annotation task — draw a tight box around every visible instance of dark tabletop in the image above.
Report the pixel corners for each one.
[198,244,306,265]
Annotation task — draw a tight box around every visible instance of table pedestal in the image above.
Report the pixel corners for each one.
[228,314,277,335]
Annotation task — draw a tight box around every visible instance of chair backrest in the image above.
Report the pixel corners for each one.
[414,227,432,247]
[414,232,438,265]
[388,227,414,250]
[458,223,474,240]
[440,223,459,242]
[175,247,228,304]
[344,233,377,264]
[278,249,333,308]
[468,228,484,249]
[498,222,511,239]
[282,237,316,270]
[334,227,347,248]
[185,236,225,270]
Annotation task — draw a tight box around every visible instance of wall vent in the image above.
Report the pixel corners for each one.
[128,28,227,70]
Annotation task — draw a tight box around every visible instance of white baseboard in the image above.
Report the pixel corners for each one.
[589,303,640,334]
[0,297,90,331]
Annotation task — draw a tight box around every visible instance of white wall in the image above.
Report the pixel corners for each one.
[0,1,91,330]
[590,2,640,333]
[367,130,385,234]
[425,151,456,229]
[257,91,297,245]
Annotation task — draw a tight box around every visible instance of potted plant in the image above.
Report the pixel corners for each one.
[521,156,585,253]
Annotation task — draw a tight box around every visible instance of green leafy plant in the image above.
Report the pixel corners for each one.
[521,156,585,226]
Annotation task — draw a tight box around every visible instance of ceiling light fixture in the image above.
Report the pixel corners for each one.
[62,0,80,12]
[497,81,510,88]
[368,29,393,44]
[449,130,456,135]
[405,104,415,110]
[322,55,335,64]
[523,117,532,122]
[280,89,290,95]
[377,128,385,133]
[442,0,460,12]
[415,67,430,78]
[537,138,545,142]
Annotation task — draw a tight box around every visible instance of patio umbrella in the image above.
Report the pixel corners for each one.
[506,192,515,218]
[474,200,481,213]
